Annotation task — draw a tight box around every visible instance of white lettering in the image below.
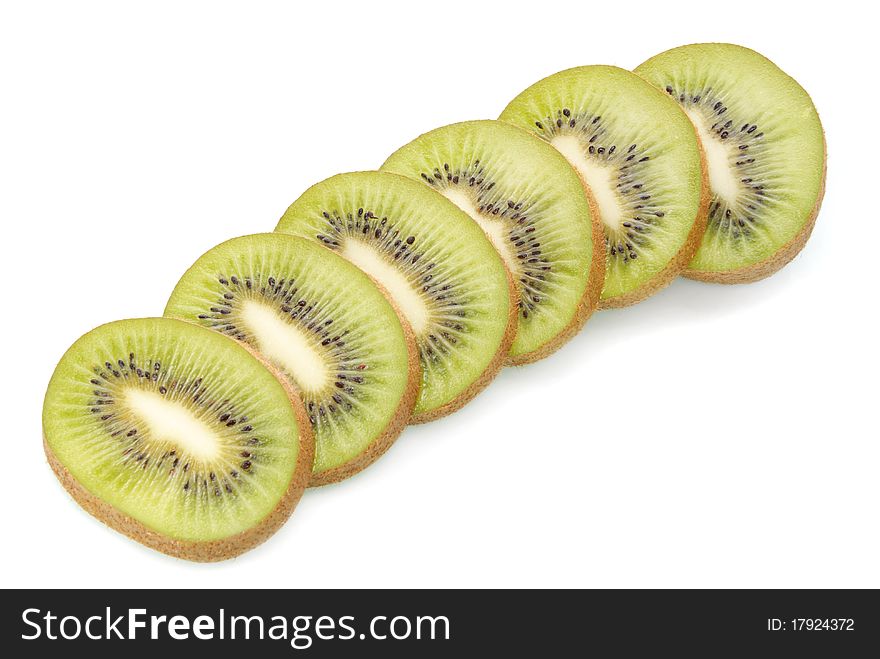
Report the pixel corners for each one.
[128,608,147,639]
[21,608,41,640]
[192,615,214,640]
[167,615,190,640]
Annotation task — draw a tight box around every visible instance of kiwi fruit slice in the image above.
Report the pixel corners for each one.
[275,171,517,422]
[42,317,314,562]
[381,120,604,364]
[165,234,419,486]
[635,43,826,282]
[500,65,709,308]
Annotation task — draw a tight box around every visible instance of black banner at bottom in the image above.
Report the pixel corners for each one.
[2,589,877,656]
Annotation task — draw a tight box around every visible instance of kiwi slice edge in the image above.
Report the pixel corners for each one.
[500,64,711,308]
[42,317,314,562]
[164,233,421,486]
[635,42,826,283]
[276,170,519,423]
[381,119,606,364]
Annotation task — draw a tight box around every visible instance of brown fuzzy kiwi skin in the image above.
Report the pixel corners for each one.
[684,135,827,284]
[43,348,315,563]
[597,126,711,309]
[308,278,421,486]
[410,264,520,424]
[506,180,606,366]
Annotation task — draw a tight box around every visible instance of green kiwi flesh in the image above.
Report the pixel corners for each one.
[276,171,517,422]
[165,234,419,485]
[42,317,313,561]
[635,43,825,281]
[500,65,707,307]
[381,120,604,364]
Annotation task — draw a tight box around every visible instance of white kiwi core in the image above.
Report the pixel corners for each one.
[551,134,624,233]
[125,389,221,461]
[240,299,329,392]
[342,237,430,334]
[685,108,739,205]
[441,188,516,269]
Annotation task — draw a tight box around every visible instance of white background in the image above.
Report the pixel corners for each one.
[1,0,876,589]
